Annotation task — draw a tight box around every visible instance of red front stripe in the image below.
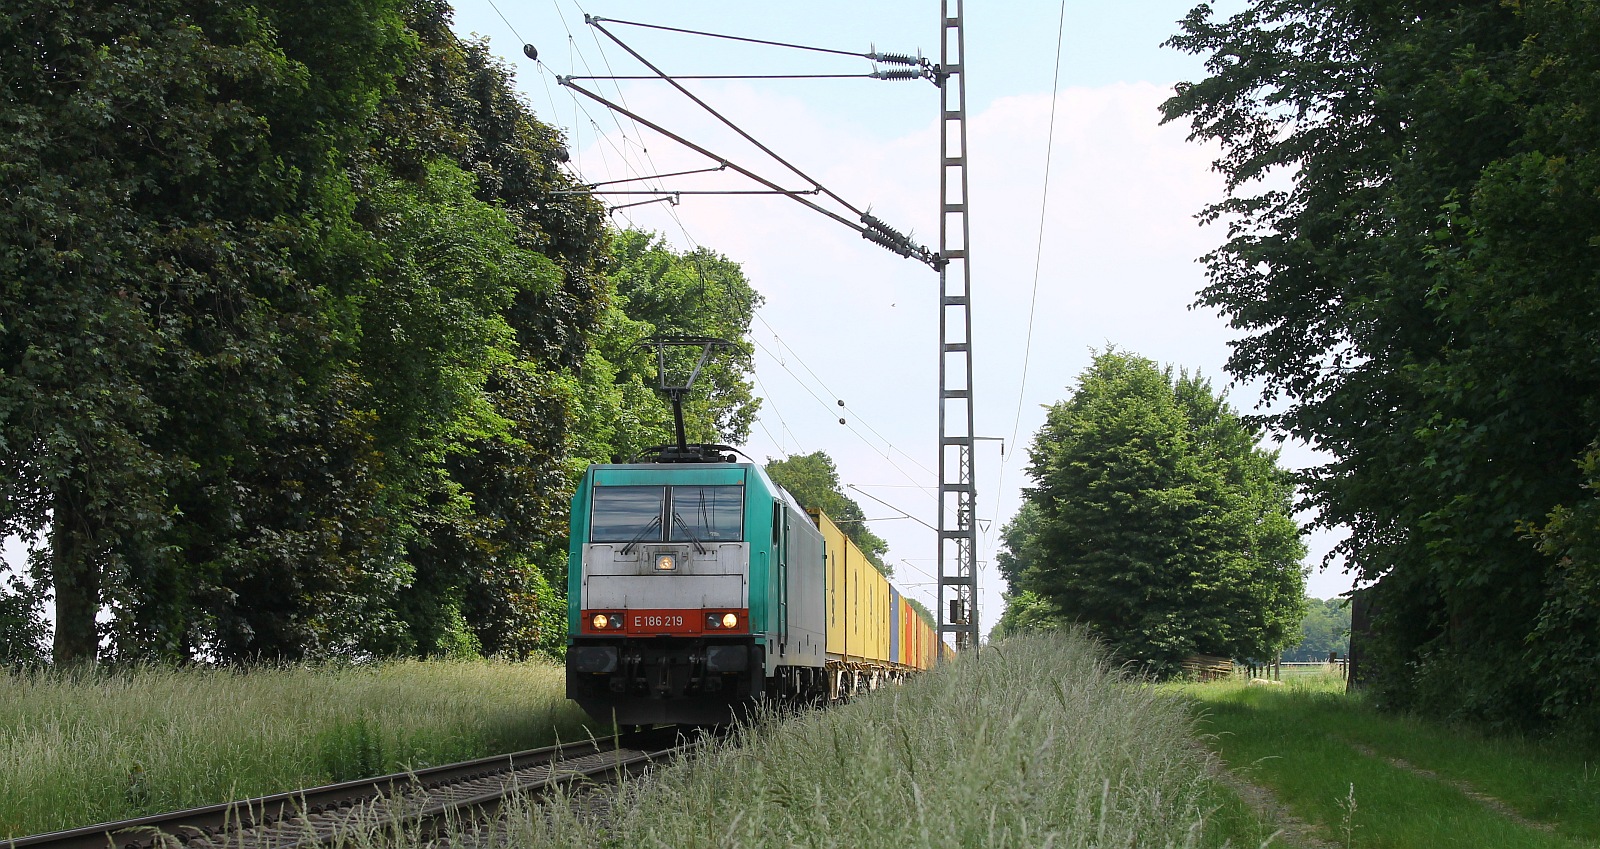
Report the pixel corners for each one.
[580,608,749,635]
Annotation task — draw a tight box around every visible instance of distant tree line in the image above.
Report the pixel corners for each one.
[0,0,758,665]
[1282,598,1350,664]
[994,351,1307,676]
[1163,1,1600,730]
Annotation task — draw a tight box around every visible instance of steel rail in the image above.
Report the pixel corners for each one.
[6,729,696,849]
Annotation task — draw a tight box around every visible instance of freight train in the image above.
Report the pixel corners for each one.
[564,446,943,726]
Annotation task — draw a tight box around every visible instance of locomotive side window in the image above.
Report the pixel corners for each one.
[668,485,744,542]
[590,486,666,543]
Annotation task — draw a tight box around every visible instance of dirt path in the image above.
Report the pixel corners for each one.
[1199,748,1342,849]
[1342,741,1558,833]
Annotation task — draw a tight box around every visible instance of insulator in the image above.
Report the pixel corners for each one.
[861,213,913,249]
[522,44,538,61]
[868,50,920,66]
[872,69,923,81]
[862,227,913,258]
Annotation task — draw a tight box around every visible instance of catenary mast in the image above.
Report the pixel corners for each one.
[936,0,978,652]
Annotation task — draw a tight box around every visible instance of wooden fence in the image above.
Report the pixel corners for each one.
[1180,654,1235,682]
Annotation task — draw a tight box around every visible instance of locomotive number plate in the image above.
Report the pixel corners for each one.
[619,608,706,634]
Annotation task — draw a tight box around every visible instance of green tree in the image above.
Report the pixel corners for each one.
[1162,1,1600,724]
[608,231,762,445]
[2,0,759,666]
[0,0,410,663]
[0,0,615,664]
[356,2,608,661]
[1525,445,1600,731]
[990,590,1060,641]
[765,451,891,575]
[1014,351,1306,674]
[991,502,1061,639]
[0,566,48,666]
[559,230,765,473]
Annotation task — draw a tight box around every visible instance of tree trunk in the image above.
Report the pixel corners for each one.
[51,485,99,665]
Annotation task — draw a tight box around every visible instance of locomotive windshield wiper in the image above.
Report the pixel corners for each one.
[671,511,709,555]
[619,515,662,555]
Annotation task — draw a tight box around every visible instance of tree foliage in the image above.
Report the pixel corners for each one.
[991,502,1058,639]
[1004,351,1306,674]
[1162,1,1600,725]
[0,0,767,665]
[764,451,891,575]
[607,231,761,447]
[0,567,48,666]
[1,0,412,663]
[564,230,764,471]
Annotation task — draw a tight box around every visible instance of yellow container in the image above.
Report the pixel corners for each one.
[810,508,942,668]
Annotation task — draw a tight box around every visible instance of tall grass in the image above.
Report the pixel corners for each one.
[0,659,590,837]
[488,631,1222,849]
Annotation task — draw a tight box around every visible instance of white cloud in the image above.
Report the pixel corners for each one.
[572,75,1356,621]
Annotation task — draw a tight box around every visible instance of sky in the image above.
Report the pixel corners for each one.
[2,0,1360,644]
[441,0,1359,634]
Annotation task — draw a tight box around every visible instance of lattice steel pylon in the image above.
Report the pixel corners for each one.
[936,0,977,653]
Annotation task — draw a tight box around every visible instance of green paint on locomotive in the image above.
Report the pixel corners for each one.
[566,462,788,639]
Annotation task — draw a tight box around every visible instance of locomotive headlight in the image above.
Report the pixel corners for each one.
[592,613,609,630]
[721,612,738,629]
[654,553,677,572]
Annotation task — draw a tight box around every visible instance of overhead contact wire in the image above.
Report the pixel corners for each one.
[751,335,935,507]
[753,312,935,479]
[992,0,1068,544]
[552,1,664,201]
[587,17,882,60]
[587,19,868,218]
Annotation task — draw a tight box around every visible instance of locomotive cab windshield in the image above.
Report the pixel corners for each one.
[590,484,745,544]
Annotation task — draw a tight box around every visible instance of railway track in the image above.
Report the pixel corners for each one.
[10,728,699,849]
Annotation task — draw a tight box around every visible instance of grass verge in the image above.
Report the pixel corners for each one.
[468,631,1247,849]
[0,658,590,837]
[1179,675,1600,849]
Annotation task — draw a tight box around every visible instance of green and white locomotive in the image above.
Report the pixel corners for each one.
[565,337,939,726]
[564,452,830,726]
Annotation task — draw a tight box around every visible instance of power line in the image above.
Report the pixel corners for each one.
[579,1,678,185]
[564,73,889,81]
[750,334,936,507]
[564,1,725,250]
[549,1,667,203]
[991,0,1068,546]
[568,15,939,267]
[587,16,922,64]
[483,0,529,47]
[751,312,936,479]
[751,368,804,458]
[466,1,948,578]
